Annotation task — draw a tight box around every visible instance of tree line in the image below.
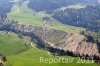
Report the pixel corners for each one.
[52,5,100,32]
[0,0,13,21]
[28,0,99,13]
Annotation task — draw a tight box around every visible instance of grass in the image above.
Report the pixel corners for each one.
[0,33,98,66]
[59,4,86,10]
[2,0,99,66]
[0,33,30,56]
[8,1,85,34]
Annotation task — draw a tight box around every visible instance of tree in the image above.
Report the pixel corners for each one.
[86,35,94,42]
[28,0,99,13]
[0,0,13,20]
[52,5,100,32]
[0,63,3,66]
[43,16,50,21]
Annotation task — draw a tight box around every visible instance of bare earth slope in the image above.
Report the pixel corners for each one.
[0,22,100,57]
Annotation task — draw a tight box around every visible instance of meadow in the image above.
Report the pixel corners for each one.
[0,0,99,66]
[0,32,98,66]
[8,1,85,34]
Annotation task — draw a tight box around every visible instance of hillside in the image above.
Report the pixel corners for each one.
[0,24,98,66]
[28,0,99,13]
[53,5,100,32]
[0,0,100,66]
[8,1,85,33]
[0,31,97,66]
[0,31,66,66]
[0,0,13,21]
[0,22,100,58]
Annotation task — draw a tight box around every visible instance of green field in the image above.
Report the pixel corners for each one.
[0,32,98,66]
[0,0,98,66]
[8,1,85,34]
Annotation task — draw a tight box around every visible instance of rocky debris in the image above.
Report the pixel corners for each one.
[0,22,100,58]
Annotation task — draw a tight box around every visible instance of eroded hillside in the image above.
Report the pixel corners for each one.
[0,22,100,59]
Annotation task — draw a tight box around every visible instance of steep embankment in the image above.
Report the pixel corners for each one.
[0,22,100,58]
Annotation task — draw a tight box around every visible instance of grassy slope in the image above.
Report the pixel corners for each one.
[0,33,97,66]
[8,1,85,34]
[1,0,98,66]
[0,33,30,56]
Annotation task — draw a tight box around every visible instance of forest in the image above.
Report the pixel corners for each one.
[0,0,100,66]
[52,5,100,32]
[28,0,99,13]
[0,0,13,20]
